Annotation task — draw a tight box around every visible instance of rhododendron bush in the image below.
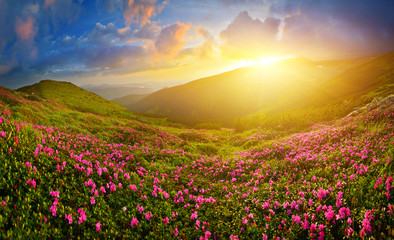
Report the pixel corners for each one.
[0,88,393,239]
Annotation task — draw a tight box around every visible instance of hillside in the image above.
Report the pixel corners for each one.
[1,84,393,239]
[131,55,378,119]
[82,85,154,100]
[317,51,394,102]
[18,80,131,117]
[112,94,149,109]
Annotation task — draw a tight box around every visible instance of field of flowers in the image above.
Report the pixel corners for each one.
[0,86,393,239]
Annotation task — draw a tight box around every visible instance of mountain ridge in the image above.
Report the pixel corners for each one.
[129,54,386,119]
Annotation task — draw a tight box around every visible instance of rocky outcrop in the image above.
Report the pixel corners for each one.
[347,94,394,117]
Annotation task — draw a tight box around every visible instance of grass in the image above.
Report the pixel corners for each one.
[1,83,393,239]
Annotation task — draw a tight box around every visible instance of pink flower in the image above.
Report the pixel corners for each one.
[191,211,198,219]
[292,214,301,224]
[90,197,96,204]
[137,204,144,213]
[77,208,87,224]
[242,217,248,225]
[345,228,353,237]
[173,227,178,236]
[302,219,309,230]
[50,190,59,197]
[26,179,37,188]
[310,223,317,232]
[50,205,57,216]
[162,217,169,224]
[130,217,139,227]
[145,212,152,221]
[65,214,73,224]
[230,235,239,240]
[129,184,137,191]
[325,206,335,221]
[96,222,101,232]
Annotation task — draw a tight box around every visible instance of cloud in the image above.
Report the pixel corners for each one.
[88,22,132,45]
[122,0,167,27]
[44,0,83,27]
[270,0,394,57]
[219,0,259,6]
[84,45,146,70]
[0,62,15,75]
[15,16,36,41]
[155,22,192,57]
[193,26,219,60]
[133,23,161,40]
[220,11,281,59]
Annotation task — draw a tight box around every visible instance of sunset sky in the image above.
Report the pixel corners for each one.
[0,0,393,89]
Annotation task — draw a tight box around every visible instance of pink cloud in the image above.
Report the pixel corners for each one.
[155,22,192,57]
[15,16,36,41]
[123,0,166,27]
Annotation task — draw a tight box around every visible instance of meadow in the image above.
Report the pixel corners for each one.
[0,85,393,239]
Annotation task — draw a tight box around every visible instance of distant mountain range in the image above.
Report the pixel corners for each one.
[16,52,394,124]
[112,94,149,109]
[81,85,155,100]
[123,53,392,119]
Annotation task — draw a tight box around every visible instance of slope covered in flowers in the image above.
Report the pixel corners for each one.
[0,86,393,239]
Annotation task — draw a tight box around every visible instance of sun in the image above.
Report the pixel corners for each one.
[231,56,294,69]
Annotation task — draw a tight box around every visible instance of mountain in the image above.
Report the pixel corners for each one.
[81,85,154,99]
[112,94,149,109]
[18,80,130,117]
[317,51,394,102]
[132,55,378,119]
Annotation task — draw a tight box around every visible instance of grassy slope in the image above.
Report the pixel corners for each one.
[0,84,393,239]
[317,51,394,103]
[133,56,376,120]
[112,94,149,110]
[18,80,131,118]
[236,52,394,131]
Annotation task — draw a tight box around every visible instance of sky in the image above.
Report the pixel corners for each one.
[0,0,393,89]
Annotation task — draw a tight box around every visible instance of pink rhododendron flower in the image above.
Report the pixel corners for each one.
[145,212,152,220]
[191,211,198,219]
[96,222,101,232]
[162,216,169,224]
[65,214,73,224]
[130,217,139,227]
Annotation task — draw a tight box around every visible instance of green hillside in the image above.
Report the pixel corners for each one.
[317,51,394,102]
[112,94,149,110]
[18,80,130,118]
[1,81,393,239]
[132,55,377,120]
